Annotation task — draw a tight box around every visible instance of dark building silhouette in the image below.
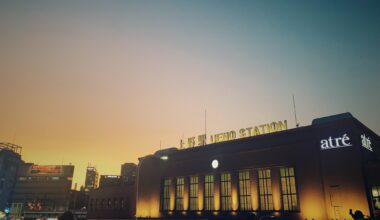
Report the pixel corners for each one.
[84,166,98,192]
[87,164,137,219]
[99,175,122,188]
[136,113,380,220]
[120,163,137,184]
[68,189,88,220]
[0,143,22,211]
[12,163,74,219]
[86,183,136,220]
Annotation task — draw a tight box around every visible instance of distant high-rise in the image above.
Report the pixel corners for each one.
[0,143,22,211]
[84,166,98,192]
[99,175,122,188]
[120,163,137,184]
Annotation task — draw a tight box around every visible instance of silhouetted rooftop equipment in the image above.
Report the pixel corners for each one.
[0,142,22,154]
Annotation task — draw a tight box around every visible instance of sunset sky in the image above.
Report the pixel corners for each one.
[1,0,379,187]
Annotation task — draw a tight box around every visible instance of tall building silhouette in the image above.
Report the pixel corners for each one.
[0,143,22,211]
[84,166,98,192]
[120,163,137,184]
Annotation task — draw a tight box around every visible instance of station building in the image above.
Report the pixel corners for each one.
[136,113,380,220]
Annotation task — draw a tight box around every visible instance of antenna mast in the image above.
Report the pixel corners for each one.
[292,95,299,128]
[205,109,207,146]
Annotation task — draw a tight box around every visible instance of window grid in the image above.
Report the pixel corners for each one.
[239,171,252,211]
[372,186,380,210]
[204,175,214,211]
[189,176,199,211]
[160,179,171,211]
[280,167,298,211]
[220,173,232,210]
[258,169,274,211]
[175,177,185,210]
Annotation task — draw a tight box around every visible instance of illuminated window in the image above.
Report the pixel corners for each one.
[280,167,298,211]
[372,186,380,210]
[189,176,199,211]
[175,177,185,210]
[160,178,171,211]
[239,171,252,211]
[258,169,273,211]
[220,173,232,210]
[204,175,214,211]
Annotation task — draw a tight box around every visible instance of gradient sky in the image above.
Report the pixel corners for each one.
[1,0,379,187]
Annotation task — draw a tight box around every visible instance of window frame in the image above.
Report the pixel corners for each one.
[160,178,171,211]
[258,169,274,211]
[372,185,380,210]
[238,170,252,211]
[189,176,199,211]
[204,174,214,211]
[220,173,232,211]
[175,177,185,211]
[280,167,299,211]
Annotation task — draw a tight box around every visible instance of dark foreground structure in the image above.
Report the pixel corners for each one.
[87,164,137,219]
[87,182,136,219]
[11,163,75,219]
[136,113,380,220]
[0,143,22,211]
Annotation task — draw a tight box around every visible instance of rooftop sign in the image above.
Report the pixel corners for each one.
[361,134,373,152]
[30,165,63,175]
[180,120,288,149]
[320,133,352,150]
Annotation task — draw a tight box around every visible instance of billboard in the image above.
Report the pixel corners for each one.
[30,165,63,175]
[19,164,74,177]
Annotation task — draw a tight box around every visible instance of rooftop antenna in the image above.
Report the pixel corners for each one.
[205,109,207,146]
[12,128,16,143]
[180,133,185,149]
[292,95,300,128]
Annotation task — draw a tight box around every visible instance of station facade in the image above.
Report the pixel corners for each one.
[136,113,380,220]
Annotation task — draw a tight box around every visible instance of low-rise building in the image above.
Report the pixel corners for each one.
[87,163,137,219]
[12,163,74,219]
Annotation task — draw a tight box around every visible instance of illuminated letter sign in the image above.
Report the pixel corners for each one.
[361,134,373,152]
[180,120,288,149]
[320,133,352,150]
